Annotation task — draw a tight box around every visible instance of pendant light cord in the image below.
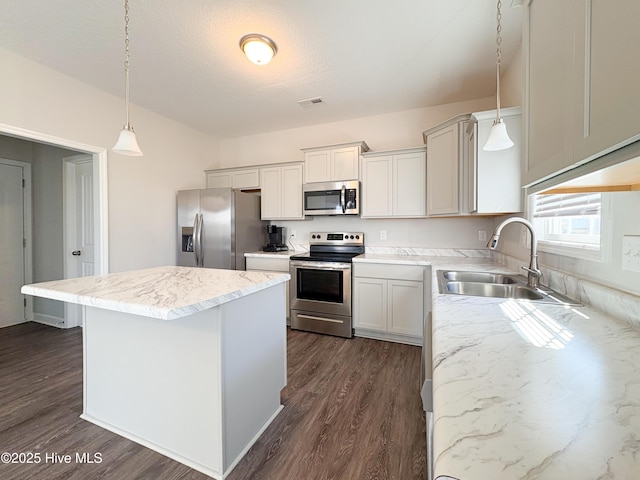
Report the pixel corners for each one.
[123,0,132,130]
[494,0,503,124]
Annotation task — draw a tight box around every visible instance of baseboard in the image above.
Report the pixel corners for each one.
[354,329,422,346]
[80,413,223,479]
[33,313,66,328]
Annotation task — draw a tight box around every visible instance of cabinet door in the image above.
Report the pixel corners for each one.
[353,277,387,332]
[304,150,330,183]
[260,167,282,220]
[331,146,359,181]
[232,169,260,189]
[426,122,460,215]
[467,124,478,213]
[523,0,575,186]
[573,0,640,164]
[206,172,232,189]
[361,156,392,217]
[281,164,303,219]
[393,152,426,216]
[388,280,423,337]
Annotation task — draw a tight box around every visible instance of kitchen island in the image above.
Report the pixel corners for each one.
[21,266,290,480]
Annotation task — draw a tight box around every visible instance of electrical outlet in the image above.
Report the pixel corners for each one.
[380,230,387,240]
[478,230,487,242]
[290,230,296,239]
[622,235,640,272]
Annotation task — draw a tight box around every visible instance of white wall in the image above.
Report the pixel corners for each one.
[218,97,497,168]
[0,47,220,273]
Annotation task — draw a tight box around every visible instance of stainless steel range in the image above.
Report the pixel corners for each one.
[289,232,364,338]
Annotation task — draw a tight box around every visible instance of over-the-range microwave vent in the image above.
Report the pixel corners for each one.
[298,96,324,107]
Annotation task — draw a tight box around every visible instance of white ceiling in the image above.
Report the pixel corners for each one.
[0,0,522,139]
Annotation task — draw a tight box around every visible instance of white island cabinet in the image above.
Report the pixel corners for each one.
[21,266,289,480]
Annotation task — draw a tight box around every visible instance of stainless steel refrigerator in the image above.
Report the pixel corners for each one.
[177,188,266,270]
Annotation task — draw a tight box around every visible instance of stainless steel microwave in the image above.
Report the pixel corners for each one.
[303,180,360,216]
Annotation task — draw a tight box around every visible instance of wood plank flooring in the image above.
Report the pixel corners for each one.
[0,322,426,480]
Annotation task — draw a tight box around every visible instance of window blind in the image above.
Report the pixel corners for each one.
[533,193,601,218]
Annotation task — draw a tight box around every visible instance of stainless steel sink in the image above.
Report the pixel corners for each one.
[444,281,544,300]
[436,270,581,305]
[441,271,517,284]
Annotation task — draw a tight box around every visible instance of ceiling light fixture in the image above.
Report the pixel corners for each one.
[484,0,514,151]
[113,0,143,156]
[239,34,278,65]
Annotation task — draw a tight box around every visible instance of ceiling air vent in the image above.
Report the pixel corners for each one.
[297,97,324,107]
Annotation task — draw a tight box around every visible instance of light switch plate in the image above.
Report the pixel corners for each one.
[622,235,640,272]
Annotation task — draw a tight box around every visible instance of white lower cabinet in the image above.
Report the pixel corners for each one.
[353,263,426,345]
[245,256,291,320]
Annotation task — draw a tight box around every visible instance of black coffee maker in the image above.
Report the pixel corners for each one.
[263,225,288,252]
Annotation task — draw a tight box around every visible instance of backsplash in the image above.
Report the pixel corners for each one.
[493,251,640,328]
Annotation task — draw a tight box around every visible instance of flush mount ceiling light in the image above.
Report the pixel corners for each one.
[484,0,514,151]
[239,34,278,65]
[113,0,143,156]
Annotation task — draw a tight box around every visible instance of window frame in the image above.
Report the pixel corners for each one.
[527,193,610,262]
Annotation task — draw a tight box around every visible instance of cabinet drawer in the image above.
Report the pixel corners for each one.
[354,263,424,281]
[246,256,290,272]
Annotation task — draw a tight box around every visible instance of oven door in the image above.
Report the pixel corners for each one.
[289,260,351,316]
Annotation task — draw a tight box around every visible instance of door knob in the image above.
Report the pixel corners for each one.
[72,250,82,256]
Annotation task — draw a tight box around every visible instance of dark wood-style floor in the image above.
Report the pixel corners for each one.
[0,322,426,480]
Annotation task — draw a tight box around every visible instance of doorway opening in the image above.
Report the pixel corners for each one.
[0,123,108,329]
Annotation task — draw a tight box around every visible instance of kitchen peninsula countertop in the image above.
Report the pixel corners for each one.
[21,265,289,320]
[429,260,640,479]
[350,252,640,478]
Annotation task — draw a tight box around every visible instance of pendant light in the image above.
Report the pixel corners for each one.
[484,0,514,151]
[239,34,278,65]
[113,0,143,156]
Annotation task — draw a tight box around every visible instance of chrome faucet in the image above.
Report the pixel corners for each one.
[487,217,543,288]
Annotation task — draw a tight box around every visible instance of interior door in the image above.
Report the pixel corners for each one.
[64,156,94,327]
[0,162,26,327]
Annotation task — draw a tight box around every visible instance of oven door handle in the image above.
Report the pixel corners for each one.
[340,185,346,213]
[290,261,351,270]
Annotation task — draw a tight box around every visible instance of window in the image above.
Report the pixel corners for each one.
[532,193,601,250]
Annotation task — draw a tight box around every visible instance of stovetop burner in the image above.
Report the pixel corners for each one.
[289,231,364,263]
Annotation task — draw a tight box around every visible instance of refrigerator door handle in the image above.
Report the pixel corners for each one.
[197,213,204,267]
[194,214,204,267]
[193,214,200,267]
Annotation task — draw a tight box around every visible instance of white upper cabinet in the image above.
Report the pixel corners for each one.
[361,147,426,218]
[523,0,640,187]
[302,141,369,183]
[260,163,304,220]
[572,0,640,164]
[205,167,260,190]
[425,120,463,216]
[423,109,522,216]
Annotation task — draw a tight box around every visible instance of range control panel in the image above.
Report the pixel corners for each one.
[309,232,364,245]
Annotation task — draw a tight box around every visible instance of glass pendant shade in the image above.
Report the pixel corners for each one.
[484,118,514,151]
[240,34,277,65]
[113,126,143,156]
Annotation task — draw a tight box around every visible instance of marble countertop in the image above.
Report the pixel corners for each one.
[21,266,290,320]
[429,260,640,479]
[244,250,297,258]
